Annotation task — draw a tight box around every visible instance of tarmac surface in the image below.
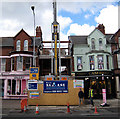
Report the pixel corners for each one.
[1,98,120,119]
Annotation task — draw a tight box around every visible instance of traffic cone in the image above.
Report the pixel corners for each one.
[35,104,39,115]
[24,105,27,112]
[67,103,70,113]
[94,106,98,114]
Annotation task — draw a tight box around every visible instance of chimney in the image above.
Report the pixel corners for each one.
[36,26,42,37]
[96,24,105,35]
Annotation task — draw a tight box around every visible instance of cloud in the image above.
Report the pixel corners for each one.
[67,23,95,35]
[95,5,118,33]
[58,16,72,31]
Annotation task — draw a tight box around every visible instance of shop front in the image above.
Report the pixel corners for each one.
[75,71,115,99]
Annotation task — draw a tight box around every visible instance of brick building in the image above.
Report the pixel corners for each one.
[111,29,120,98]
[0,26,42,99]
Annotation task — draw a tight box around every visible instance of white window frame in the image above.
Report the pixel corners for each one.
[24,40,28,51]
[98,55,104,69]
[77,56,82,70]
[17,56,23,71]
[11,57,15,71]
[0,58,6,72]
[117,54,120,68]
[16,40,21,51]
[89,55,95,70]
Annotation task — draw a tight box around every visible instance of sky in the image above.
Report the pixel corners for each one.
[0,0,120,47]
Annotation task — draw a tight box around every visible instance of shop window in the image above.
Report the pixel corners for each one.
[106,55,109,69]
[17,56,23,71]
[0,58,6,72]
[89,55,95,70]
[11,57,14,71]
[7,80,11,95]
[24,40,28,51]
[91,38,95,50]
[77,57,82,70]
[16,40,21,51]
[25,57,31,70]
[99,38,103,50]
[98,55,104,69]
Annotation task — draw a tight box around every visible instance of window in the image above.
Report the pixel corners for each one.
[99,39,103,50]
[98,55,104,69]
[25,57,31,70]
[0,58,6,72]
[77,57,82,70]
[16,40,20,51]
[89,56,95,70]
[118,37,120,48]
[91,38,95,50]
[24,40,28,51]
[106,55,109,69]
[17,56,23,71]
[117,54,120,68]
[11,57,15,71]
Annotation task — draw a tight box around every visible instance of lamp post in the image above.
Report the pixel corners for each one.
[31,6,36,67]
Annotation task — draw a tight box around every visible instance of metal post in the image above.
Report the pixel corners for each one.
[59,32,61,77]
[31,6,36,67]
[51,40,53,75]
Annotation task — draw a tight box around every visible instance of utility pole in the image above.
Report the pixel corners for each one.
[52,0,60,80]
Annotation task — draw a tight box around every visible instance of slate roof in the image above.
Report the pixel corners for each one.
[0,37,14,46]
[69,34,113,45]
[68,36,87,44]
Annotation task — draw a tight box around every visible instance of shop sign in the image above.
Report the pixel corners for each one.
[30,92,39,98]
[28,82,38,90]
[14,76,24,80]
[43,81,68,93]
[73,80,84,88]
[29,67,39,80]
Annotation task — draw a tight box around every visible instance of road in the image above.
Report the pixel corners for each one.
[1,99,120,119]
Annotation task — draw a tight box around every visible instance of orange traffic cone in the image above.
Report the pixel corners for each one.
[94,106,98,114]
[35,104,39,115]
[67,103,70,113]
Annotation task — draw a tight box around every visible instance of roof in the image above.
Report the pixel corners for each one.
[105,34,114,44]
[0,37,14,46]
[68,36,87,44]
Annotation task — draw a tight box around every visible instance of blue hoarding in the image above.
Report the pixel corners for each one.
[43,81,68,93]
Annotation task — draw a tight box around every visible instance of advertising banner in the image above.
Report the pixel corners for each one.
[102,89,106,103]
[30,92,39,98]
[73,80,84,88]
[43,81,68,93]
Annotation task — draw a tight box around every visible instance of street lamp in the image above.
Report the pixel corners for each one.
[31,6,36,67]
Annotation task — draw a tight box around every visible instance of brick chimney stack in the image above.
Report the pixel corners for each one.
[36,26,42,37]
[96,24,105,35]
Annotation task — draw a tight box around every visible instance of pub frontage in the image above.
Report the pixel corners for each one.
[74,71,115,99]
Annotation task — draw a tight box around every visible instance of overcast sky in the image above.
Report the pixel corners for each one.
[0,0,120,44]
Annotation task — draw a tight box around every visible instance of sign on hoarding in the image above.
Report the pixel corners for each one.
[29,67,39,80]
[43,81,68,93]
[73,80,84,88]
[30,92,39,98]
[28,82,38,90]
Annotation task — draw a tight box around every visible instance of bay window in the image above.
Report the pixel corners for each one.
[98,55,104,69]
[77,57,82,70]
[17,56,23,71]
[89,56,95,70]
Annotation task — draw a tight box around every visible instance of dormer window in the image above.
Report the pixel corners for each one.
[16,40,20,51]
[99,38,103,50]
[24,40,28,51]
[91,38,95,50]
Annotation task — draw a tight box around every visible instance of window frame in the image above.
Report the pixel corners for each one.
[99,38,103,50]
[0,58,6,72]
[89,55,95,70]
[91,38,95,50]
[17,56,23,71]
[106,55,109,70]
[77,56,82,70]
[24,40,28,51]
[11,57,15,71]
[98,55,104,69]
[16,40,21,51]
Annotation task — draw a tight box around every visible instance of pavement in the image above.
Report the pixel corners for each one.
[1,98,120,119]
